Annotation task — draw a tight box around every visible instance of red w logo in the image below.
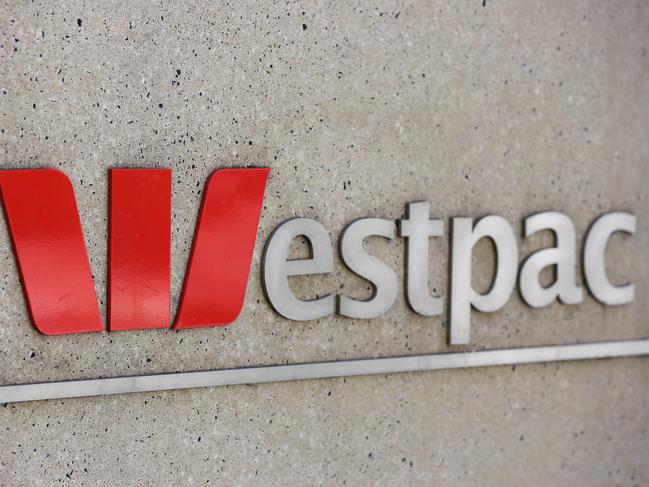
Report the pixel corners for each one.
[0,168,270,335]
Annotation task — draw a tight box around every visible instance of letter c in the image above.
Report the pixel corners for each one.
[584,212,636,305]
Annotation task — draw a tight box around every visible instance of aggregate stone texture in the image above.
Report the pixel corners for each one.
[1,0,648,485]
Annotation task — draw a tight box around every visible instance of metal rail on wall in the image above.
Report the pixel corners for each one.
[1,339,648,404]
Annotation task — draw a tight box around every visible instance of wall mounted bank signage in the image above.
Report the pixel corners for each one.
[0,167,647,403]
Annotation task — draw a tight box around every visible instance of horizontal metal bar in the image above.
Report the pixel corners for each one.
[1,339,648,404]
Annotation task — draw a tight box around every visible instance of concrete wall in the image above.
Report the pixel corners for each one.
[1,0,648,484]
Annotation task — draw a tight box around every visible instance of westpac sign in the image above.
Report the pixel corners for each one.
[0,168,637,344]
[0,167,644,403]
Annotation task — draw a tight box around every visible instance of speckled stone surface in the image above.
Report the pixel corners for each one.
[1,0,648,484]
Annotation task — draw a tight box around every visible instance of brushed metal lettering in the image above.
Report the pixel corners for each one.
[519,212,582,308]
[450,216,518,345]
[584,212,636,305]
[263,218,335,320]
[339,218,398,319]
[398,201,444,316]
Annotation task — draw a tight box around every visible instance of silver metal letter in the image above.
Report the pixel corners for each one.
[584,212,636,305]
[263,218,335,320]
[519,212,583,307]
[450,216,518,345]
[398,201,444,316]
[338,218,398,319]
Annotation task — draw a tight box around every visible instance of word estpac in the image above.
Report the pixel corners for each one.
[262,203,636,344]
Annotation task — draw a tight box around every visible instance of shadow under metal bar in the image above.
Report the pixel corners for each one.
[1,339,648,404]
